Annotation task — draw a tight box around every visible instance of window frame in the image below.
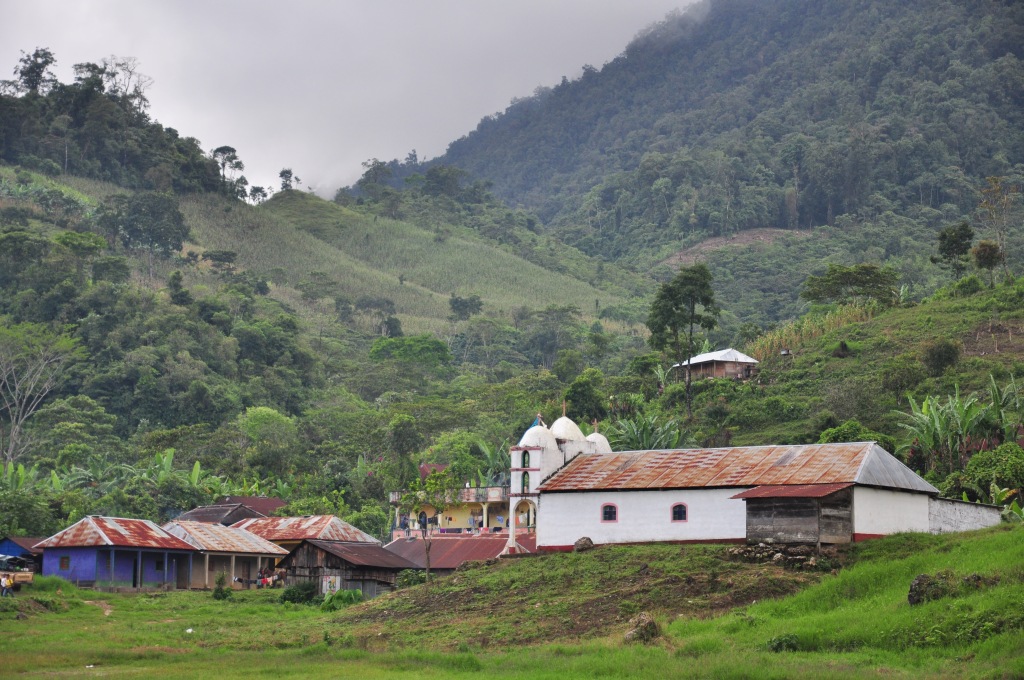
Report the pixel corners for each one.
[59,555,70,570]
[601,503,618,523]
[671,502,688,523]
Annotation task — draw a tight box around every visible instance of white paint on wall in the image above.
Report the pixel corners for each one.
[537,488,749,548]
[852,487,930,534]
[928,498,1001,533]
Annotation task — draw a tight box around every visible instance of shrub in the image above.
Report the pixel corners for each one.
[921,338,960,377]
[212,572,232,601]
[320,588,363,612]
[280,580,319,604]
[396,569,427,589]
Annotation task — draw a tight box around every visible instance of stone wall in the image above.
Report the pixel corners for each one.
[928,498,1001,533]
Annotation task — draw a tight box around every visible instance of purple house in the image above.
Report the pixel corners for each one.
[35,516,197,591]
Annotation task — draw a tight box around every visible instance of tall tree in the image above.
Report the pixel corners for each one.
[646,264,719,417]
[933,221,974,281]
[0,323,83,464]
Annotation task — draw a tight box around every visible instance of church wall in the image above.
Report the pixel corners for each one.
[537,488,748,549]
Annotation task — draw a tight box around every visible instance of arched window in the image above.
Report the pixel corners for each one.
[672,503,687,522]
[521,471,530,493]
[601,504,618,522]
[522,451,530,468]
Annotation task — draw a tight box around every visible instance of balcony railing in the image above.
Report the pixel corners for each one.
[389,486,510,506]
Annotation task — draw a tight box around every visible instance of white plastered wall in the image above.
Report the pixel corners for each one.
[852,486,930,535]
[537,488,748,549]
[928,497,1001,533]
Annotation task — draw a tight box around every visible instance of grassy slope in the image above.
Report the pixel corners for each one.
[4,526,1022,678]
[181,190,627,337]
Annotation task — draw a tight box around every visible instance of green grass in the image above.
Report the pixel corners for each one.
[5,526,1023,677]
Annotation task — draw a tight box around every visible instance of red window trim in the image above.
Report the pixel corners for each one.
[601,503,618,523]
[671,502,688,523]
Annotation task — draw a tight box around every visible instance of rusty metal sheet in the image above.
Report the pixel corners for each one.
[218,496,287,516]
[302,540,418,569]
[174,504,266,525]
[35,516,196,551]
[384,536,512,570]
[730,483,854,499]
[231,515,380,544]
[539,443,936,494]
[162,521,287,555]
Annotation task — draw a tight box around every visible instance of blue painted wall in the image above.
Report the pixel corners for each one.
[43,547,188,588]
[0,537,38,558]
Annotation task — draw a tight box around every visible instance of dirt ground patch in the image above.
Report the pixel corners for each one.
[662,228,811,268]
[83,600,113,616]
[962,320,1024,358]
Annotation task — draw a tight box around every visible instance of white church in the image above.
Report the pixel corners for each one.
[505,416,1001,553]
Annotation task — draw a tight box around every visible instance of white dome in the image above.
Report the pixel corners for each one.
[550,416,586,442]
[518,425,558,450]
[586,432,613,454]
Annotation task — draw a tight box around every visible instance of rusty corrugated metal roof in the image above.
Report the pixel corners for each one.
[34,516,196,551]
[384,536,511,570]
[3,536,44,555]
[162,521,288,555]
[297,540,419,569]
[730,483,854,499]
[175,504,266,525]
[219,496,287,515]
[539,443,937,494]
[230,515,380,544]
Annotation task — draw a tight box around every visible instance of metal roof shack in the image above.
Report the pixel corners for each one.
[538,442,937,495]
[0,536,44,557]
[162,521,288,556]
[175,503,266,526]
[230,515,380,546]
[35,516,196,551]
[219,496,287,516]
[384,535,513,574]
[298,540,418,570]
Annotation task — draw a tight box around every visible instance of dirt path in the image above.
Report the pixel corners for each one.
[661,228,811,268]
[83,600,113,617]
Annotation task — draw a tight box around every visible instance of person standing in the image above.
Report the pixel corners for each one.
[1,574,12,597]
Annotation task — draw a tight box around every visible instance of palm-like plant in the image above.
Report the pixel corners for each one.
[476,438,510,487]
[607,414,695,451]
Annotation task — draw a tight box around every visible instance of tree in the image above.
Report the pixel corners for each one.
[932,221,974,280]
[210,146,245,196]
[971,240,1004,286]
[96,193,189,277]
[12,47,57,95]
[399,468,462,582]
[279,168,300,191]
[646,264,719,416]
[800,263,899,305]
[448,293,483,321]
[357,159,392,200]
[0,323,83,464]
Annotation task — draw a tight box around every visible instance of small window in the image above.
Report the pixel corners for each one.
[59,556,70,570]
[155,560,164,572]
[522,471,530,493]
[522,451,530,468]
[672,503,688,522]
[602,504,618,522]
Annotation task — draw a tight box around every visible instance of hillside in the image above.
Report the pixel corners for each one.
[3,526,1022,677]
[397,0,1024,322]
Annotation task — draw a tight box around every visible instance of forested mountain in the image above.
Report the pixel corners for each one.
[391,0,1024,322]
[1,1,1023,542]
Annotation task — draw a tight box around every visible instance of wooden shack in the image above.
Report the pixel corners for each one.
[674,348,759,380]
[732,484,854,545]
[278,539,417,599]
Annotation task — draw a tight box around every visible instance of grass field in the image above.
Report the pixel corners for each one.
[3,526,1023,678]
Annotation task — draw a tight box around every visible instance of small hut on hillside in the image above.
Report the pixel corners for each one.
[277,539,416,599]
[674,348,759,380]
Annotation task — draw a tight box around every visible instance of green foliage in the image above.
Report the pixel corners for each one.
[607,414,694,451]
[801,263,899,306]
[564,368,607,422]
[922,338,961,377]
[817,419,895,454]
[279,580,319,605]
[395,568,427,589]
[212,571,232,601]
[320,588,363,612]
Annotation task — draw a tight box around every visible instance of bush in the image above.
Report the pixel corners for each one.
[396,569,427,589]
[320,588,363,611]
[212,572,232,601]
[279,580,319,604]
[921,338,960,377]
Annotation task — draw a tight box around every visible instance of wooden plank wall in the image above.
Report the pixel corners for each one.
[745,489,852,544]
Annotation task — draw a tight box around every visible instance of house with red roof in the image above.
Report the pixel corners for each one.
[35,516,197,590]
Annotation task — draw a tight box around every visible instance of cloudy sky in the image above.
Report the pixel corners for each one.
[3,1,691,195]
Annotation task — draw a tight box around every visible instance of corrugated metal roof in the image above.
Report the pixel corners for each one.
[162,521,288,555]
[3,536,44,554]
[175,504,266,525]
[730,483,854,499]
[673,348,759,367]
[384,536,511,569]
[539,443,937,494]
[230,515,380,545]
[298,540,418,569]
[35,516,196,551]
[219,496,287,516]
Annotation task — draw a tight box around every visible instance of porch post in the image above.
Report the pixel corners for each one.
[204,553,209,589]
[164,551,169,588]
[230,555,236,589]
[136,549,142,590]
[482,502,490,529]
[188,553,193,590]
